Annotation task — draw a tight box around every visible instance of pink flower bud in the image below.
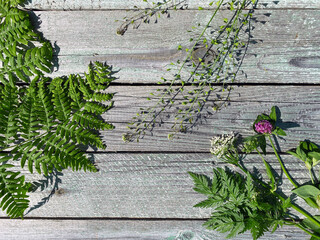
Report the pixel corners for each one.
[254,120,273,134]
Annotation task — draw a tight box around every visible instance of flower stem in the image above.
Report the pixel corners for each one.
[309,168,315,185]
[255,147,276,190]
[283,220,320,239]
[235,162,320,230]
[267,135,298,188]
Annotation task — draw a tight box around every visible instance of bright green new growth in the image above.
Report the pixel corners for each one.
[189,168,288,239]
[0,0,115,218]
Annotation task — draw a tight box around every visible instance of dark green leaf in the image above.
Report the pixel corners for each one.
[269,106,277,121]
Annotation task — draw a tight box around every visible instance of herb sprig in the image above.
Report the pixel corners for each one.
[120,0,257,142]
[190,106,320,239]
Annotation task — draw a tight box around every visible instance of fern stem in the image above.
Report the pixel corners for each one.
[0,132,48,153]
[267,135,298,188]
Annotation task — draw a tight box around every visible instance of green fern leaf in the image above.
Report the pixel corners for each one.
[83,101,113,115]
[0,43,52,84]
[73,110,114,130]
[0,0,115,219]
[0,156,30,218]
[50,77,72,121]
[56,122,106,149]
[0,84,19,148]
[85,61,116,91]
[36,77,56,131]
[19,84,41,140]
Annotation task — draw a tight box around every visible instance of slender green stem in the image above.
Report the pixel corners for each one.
[184,0,246,117]
[255,147,276,189]
[234,162,320,230]
[268,135,298,188]
[309,168,315,185]
[284,220,320,239]
[131,0,225,135]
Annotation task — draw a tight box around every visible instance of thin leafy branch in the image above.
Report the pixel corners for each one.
[120,0,258,142]
[116,0,188,35]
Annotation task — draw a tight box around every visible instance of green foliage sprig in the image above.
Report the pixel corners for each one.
[119,0,257,142]
[0,0,115,218]
[190,106,320,239]
[116,0,188,35]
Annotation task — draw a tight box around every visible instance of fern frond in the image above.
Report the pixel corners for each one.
[18,83,41,140]
[56,122,106,149]
[73,110,114,130]
[92,92,114,102]
[13,130,98,175]
[85,61,116,91]
[83,101,113,115]
[36,77,56,131]
[40,132,97,172]
[49,77,72,121]
[66,74,83,110]
[0,155,30,218]
[0,84,19,148]
[0,42,53,84]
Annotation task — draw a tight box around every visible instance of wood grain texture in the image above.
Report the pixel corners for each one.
[0,219,310,240]
[30,10,320,84]
[78,85,320,152]
[2,154,313,218]
[24,0,320,10]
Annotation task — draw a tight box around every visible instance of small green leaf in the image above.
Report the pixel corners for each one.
[301,215,320,233]
[293,185,320,199]
[269,106,277,121]
[287,150,300,159]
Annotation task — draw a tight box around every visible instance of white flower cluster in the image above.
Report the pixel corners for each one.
[210,132,237,158]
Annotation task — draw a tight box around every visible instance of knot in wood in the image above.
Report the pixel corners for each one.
[191,46,217,65]
[56,188,65,196]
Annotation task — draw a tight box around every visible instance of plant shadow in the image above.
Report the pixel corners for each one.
[27,10,60,73]
[25,154,97,216]
[25,169,63,216]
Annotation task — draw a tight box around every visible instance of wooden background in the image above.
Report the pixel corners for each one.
[3,0,320,239]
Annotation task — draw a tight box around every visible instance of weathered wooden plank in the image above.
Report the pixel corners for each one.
[24,0,320,10]
[2,154,314,219]
[82,85,320,152]
[0,219,310,240]
[32,10,320,84]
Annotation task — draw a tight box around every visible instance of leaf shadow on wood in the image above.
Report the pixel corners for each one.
[25,169,63,216]
[24,154,97,216]
[28,11,60,73]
